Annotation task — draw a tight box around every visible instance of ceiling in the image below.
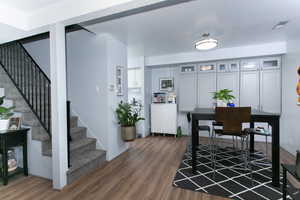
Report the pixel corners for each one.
[0,0,61,13]
[85,0,300,57]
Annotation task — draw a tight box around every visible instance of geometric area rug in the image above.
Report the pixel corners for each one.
[173,144,299,200]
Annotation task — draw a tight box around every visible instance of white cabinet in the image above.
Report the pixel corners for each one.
[151,104,177,134]
[240,71,260,109]
[260,69,281,113]
[128,68,142,89]
[217,72,240,105]
[179,65,197,111]
[197,72,216,108]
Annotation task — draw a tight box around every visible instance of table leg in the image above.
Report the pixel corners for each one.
[192,116,198,174]
[250,122,254,153]
[2,138,8,185]
[23,135,28,176]
[272,118,280,187]
[282,167,287,200]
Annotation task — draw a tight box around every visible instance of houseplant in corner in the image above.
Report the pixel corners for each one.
[0,96,14,131]
[213,89,235,107]
[116,101,144,142]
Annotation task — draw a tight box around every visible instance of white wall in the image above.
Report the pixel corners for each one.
[23,39,50,77]
[146,42,286,67]
[106,34,129,160]
[281,39,300,155]
[66,30,107,151]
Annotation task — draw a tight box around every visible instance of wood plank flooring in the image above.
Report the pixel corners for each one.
[0,136,297,200]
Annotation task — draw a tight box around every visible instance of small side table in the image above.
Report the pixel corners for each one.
[0,128,29,185]
[282,164,300,200]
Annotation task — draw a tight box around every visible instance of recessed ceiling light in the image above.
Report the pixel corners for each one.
[272,20,289,30]
[195,33,218,50]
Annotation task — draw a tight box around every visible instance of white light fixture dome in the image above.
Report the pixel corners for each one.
[195,33,218,50]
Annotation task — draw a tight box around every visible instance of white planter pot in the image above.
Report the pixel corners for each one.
[217,100,227,107]
[0,119,10,131]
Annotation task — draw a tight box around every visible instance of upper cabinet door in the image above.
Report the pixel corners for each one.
[228,61,240,72]
[180,64,196,74]
[240,59,260,71]
[260,69,281,113]
[197,72,216,108]
[128,68,142,88]
[261,57,281,70]
[198,63,216,73]
[217,63,228,72]
[240,71,260,110]
[179,73,197,111]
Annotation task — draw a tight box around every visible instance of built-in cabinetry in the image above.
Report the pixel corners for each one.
[179,56,282,113]
[128,67,142,89]
[151,104,177,135]
[217,61,240,106]
[197,63,216,108]
[179,65,197,111]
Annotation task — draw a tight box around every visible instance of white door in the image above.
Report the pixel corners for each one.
[260,69,281,113]
[197,72,216,108]
[240,71,260,110]
[217,72,240,106]
[179,73,197,111]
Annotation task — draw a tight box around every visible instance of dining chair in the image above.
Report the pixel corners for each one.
[212,107,252,171]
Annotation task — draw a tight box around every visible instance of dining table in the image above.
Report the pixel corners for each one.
[190,108,281,187]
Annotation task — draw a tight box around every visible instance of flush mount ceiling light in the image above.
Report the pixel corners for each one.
[272,20,289,30]
[195,33,218,50]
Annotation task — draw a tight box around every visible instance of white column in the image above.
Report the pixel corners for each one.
[50,23,68,189]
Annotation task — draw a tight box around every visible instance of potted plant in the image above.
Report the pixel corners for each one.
[213,89,235,107]
[116,101,144,142]
[0,96,14,131]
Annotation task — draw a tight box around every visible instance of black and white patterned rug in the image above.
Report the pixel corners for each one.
[173,144,299,200]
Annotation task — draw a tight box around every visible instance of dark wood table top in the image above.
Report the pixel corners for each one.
[188,107,281,117]
[0,128,30,135]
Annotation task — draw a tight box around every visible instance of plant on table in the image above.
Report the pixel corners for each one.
[213,89,235,107]
[0,96,14,130]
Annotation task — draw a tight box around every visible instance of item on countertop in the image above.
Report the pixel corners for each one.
[8,117,22,130]
[153,92,166,103]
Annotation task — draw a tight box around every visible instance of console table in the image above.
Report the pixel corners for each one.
[0,128,29,185]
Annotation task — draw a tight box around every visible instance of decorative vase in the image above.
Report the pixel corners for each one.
[121,126,136,142]
[0,119,10,131]
[217,100,227,107]
[296,150,300,178]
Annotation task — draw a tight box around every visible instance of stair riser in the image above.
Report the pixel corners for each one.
[70,117,78,128]
[67,155,106,184]
[71,129,87,140]
[70,141,96,160]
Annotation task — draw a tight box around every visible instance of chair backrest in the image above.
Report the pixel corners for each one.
[215,107,251,134]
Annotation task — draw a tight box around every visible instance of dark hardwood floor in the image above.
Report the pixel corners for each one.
[0,136,297,200]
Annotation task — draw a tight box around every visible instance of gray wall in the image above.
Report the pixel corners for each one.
[281,40,300,155]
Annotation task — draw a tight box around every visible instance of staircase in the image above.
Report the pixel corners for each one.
[0,41,106,184]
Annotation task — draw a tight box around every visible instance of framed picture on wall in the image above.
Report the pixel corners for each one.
[159,77,174,91]
[116,66,124,96]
